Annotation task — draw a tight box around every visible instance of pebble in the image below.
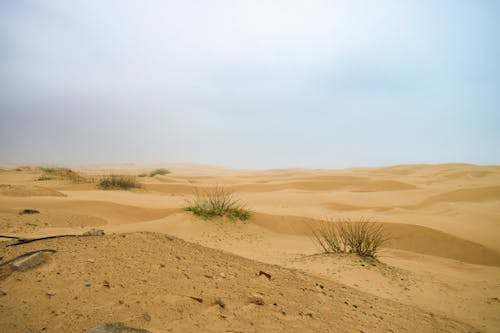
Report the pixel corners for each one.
[46,290,56,297]
[248,294,265,305]
[85,279,91,287]
[0,290,7,296]
[143,313,151,321]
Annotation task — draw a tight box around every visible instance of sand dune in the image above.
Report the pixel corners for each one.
[1,164,500,332]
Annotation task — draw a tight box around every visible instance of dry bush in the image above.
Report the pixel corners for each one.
[184,186,250,222]
[149,168,170,177]
[97,175,141,190]
[312,218,387,258]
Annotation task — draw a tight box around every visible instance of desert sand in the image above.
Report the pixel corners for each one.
[1,164,499,332]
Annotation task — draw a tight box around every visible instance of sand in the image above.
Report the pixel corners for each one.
[1,163,499,332]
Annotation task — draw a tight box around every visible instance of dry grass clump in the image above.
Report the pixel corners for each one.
[185,186,250,222]
[312,218,387,258]
[97,175,141,190]
[38,167,86,183]
[149,168,170,177]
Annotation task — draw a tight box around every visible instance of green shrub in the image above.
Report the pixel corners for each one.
[312,218,387,258]
[36,175,52,181]
[149,168,170,177]
[185,186,250,222]
[98,175,141,190]
[38,167,86,183]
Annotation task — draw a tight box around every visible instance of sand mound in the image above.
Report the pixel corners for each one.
[0,185,65,197]
[250,213,500,266]
[0,232,474,333]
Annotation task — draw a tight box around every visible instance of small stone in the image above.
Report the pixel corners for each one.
[219,272,226,278]
[84,322,153,333]
[87,259,95,263]
[248,294,265,305]
[143,313,151,321]
[11,251,45,271]
[19,209,40,215]
[85,279,91,287]
[118,300,124,304]
[212,297,225,308]
[82,229,105,236]
[103,280,110,288]
[46,290,56,297]
[0,290,7,296]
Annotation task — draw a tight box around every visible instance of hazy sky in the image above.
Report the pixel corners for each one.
[1,0,499,169]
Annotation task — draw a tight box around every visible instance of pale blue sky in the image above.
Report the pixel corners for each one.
[1,0,499,168]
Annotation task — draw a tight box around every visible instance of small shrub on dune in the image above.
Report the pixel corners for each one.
[149,168,170,177]
[312,218,387,258]
[98,175,141,190]
[185,186,250,222]
[38,167,86,183]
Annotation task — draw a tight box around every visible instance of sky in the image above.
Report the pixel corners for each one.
[0,0,499,169]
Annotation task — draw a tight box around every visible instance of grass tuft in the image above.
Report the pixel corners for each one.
[312,218,387,258]
[97,175,141,190]
[149,168,170,177]
[184,186,250,222]
[38,167,86,183]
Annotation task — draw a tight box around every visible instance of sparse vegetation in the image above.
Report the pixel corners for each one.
[97,175,141,190]
[185,186,250,222]
[138,173,148,177]
[149,168,170,177]
[38,167,86,183]
[312,218,387,258]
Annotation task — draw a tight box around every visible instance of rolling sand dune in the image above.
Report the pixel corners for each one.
[1,164,500,332]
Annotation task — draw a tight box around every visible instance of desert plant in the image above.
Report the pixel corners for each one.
[312,218,387,258]
[36,175,52,181]
[138,173,148,177]
[98,175,141,190]
[38,167,86,183]
[149,168,170,177]
[184,186,250,222]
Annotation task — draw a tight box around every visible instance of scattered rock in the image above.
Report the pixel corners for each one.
[248,294,265,305]
[19,209,40,215]
[190,296,203,303]
[212,297,225,308]
[88,259,95,263]
[85,279,91,287]
[83,229,105,236]
[11,251,45,271]
[84,322,153,333]
[103,280,110,288]
[258,270,272,280]
[164,235,174,241]
[219,272,226,278]
[0,290,7,296]
[315,282,325,289]
[46,290,56,297]
[143,313,151,322]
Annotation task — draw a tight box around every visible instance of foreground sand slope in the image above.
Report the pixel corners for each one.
[1,164,500,331]
[0,233,474,333]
